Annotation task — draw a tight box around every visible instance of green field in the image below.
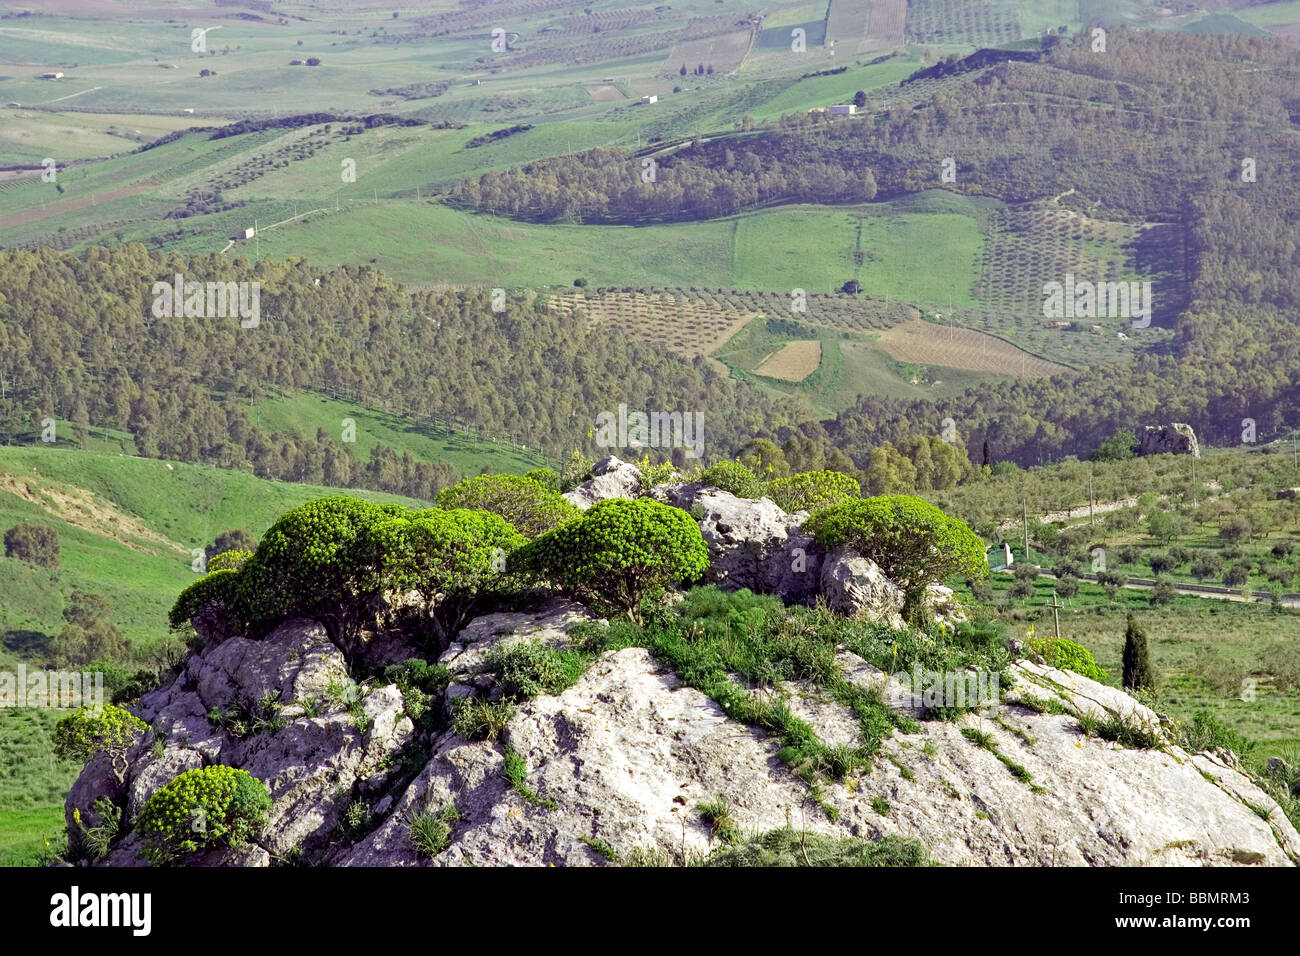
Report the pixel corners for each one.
[1235,1,1300,28]
[253,391,550,475]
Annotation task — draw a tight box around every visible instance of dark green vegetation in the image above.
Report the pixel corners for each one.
[0,247,790,500]
[697,829,931,867]
[806,494,987,614]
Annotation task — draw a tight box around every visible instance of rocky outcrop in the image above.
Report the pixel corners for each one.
[437,597,599,715]
[562,456,643,509]
[656,483,822,603]
[71,601,1299,867]
[334,638,1297,867]
[1135,423,1199,458]
[69,618,415,866]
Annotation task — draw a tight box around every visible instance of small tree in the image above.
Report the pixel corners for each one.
[206,529,258,563]
[1091,428,1136,462]
[4,522,59,568]
[1122,613,1155,691]
[434,473,577,537]
[169,568,243,644]
[235,496,405,642]
[804,495,987,619]
[1149,576,1177,606]
[53,591,129,666]
[517,498,709,622]
[361,508,527,646]
[53,705,148,782]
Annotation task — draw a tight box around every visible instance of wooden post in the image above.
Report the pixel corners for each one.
[1048,591,1064,641]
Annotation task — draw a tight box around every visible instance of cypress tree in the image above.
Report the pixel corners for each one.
[1122,613,1155,691]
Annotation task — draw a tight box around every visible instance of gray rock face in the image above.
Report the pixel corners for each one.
[68,598,1300,868]
[818,546,905,626]
[659,483,821,601]
[562,456,643,509]
[438,597,600,715]
[70,618,414,865]
[1135,423,1200,458]
[334,642,1297,867]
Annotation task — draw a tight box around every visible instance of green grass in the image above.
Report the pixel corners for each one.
[253,390,548,476]
[0,444,419,649]
[1235,2,1300,29]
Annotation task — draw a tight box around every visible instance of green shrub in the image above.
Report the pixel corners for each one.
[435,474,578,537]
[236,496,404,641]
[698,460,763,499]
[523,468,560,492]
[1027,636,1109,683]
[53,705,148,779]
[490,640,586,699]
[169,568,243,641]
[4,521,59,568]
[804,495,986,617]
[765,470,860,513]
[135,766,271,864]
[206,549,252,573]
[517,498,709,622]
[363,507,526,644]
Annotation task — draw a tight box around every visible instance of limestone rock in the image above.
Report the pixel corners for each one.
[659,483,820,601]
[819,547,906,626]
[562,456,643,509]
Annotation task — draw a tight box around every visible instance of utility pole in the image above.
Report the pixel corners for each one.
[1022,497,1029,564]
[1089,473,1094,526]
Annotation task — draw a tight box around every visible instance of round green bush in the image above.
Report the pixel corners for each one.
[360,507,528,642]
[765,470,860,513]
[206,549,252,573]
[235,496,406,638]
[434,474,577,537]
[698,460,763,499]
[804,495,987,615]
[168,568,242,641]
[136,766,271,865]
[517,498,709,621]
[1028,636,1109,683]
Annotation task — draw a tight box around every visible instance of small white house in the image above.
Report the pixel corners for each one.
[243,227,256,239]
[640,94,657,105]
[39,72,64,80]
[829,104,856,115]
[183,108,195,114]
